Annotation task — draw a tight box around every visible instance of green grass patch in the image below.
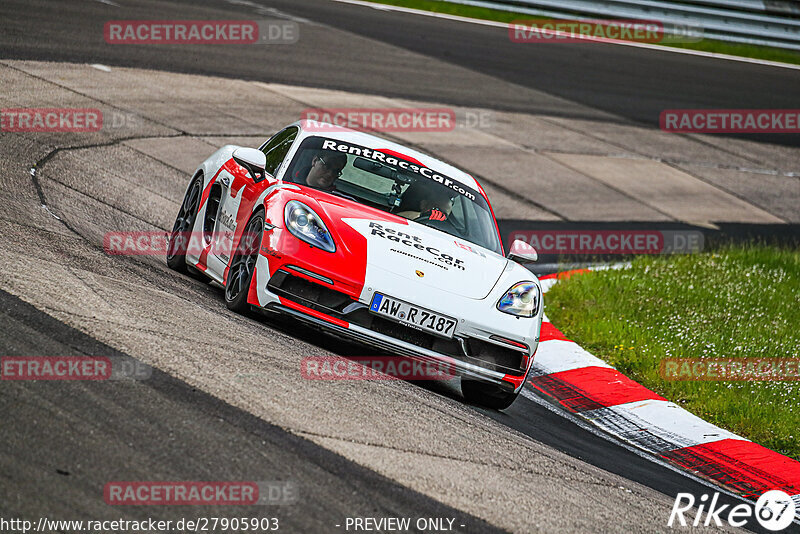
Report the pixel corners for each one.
[362,0,544,24]
[544,246,800,460]
[364,0,800,66]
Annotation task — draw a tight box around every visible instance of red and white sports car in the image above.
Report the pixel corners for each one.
[167,121,542,409]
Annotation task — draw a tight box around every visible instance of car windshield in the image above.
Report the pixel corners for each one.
[283,136,502,254]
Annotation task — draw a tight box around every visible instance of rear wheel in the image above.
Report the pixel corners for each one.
[224,211,264,313]
[167,175,203,272]
[461,379,519,410]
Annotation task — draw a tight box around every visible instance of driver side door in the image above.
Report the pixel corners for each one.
[208,128,300,277]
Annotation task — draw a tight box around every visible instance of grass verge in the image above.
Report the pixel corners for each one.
[361,0,800,66]
[544,246,800,460]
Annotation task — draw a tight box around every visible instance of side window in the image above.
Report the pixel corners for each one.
[260,127,298,176]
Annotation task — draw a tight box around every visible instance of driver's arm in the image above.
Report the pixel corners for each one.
[395,210,421,219]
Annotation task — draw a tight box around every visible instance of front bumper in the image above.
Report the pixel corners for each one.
[252,253,538,393]
[264,301,524,392]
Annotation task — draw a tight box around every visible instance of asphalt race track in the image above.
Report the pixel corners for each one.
[2,0,800,145]
[1,0,798,532]
[0,288,504,532]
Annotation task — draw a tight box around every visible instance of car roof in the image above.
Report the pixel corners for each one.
[292,120,483,194]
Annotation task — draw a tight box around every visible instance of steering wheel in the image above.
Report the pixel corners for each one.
[414,211,458,233]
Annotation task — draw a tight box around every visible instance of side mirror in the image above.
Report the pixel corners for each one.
[232,147,267,182]
[507,239,538,263]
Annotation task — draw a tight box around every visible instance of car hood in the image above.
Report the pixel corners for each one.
[341,216,508,300]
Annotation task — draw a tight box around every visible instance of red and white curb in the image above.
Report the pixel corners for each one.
[531,269,800,512]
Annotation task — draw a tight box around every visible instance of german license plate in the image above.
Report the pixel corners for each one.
[369,293,457,338]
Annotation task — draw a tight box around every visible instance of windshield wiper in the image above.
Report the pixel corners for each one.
[327,190,357,202]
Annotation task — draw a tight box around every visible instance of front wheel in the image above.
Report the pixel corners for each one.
[224,211,264,313]
[461,379,519,410]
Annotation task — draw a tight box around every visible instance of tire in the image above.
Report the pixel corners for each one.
[461,379,519,410]
[224,211,264,313]
[167,175,203,273]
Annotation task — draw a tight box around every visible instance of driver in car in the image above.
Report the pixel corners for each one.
[294,150,348,191]
[396,183,454,221]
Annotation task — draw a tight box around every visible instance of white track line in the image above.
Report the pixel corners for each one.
[584,399,746,449]
[532,339,613,374]
[534,270,800,524]
[331,0,800,71]
[520,388,753,498]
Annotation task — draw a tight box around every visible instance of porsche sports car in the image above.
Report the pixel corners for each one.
[166,121,543,409]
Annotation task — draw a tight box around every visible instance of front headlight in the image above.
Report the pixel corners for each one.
[497,281,540,317]
[284,200,336,253]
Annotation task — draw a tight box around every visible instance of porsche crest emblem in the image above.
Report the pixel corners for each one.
[415,270,424,278]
